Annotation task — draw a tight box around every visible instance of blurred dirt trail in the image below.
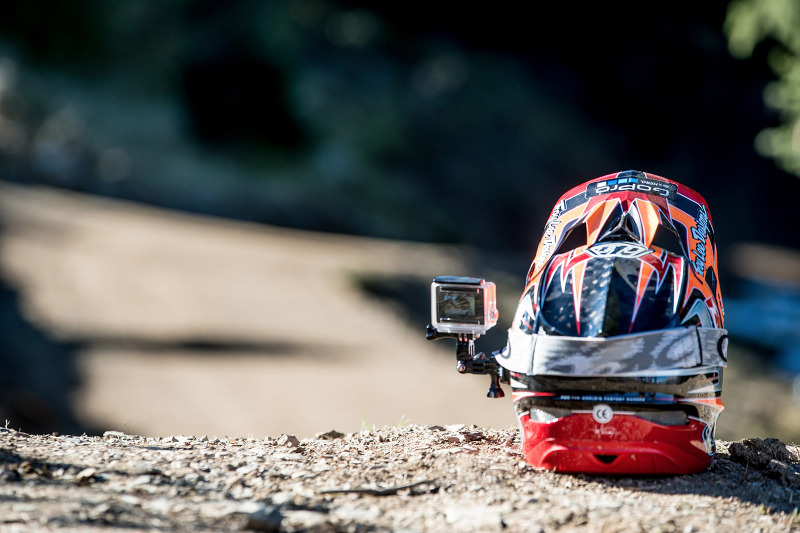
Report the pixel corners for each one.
[0,182,516,438]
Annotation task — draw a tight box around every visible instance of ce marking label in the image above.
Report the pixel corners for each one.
[592,404,614,424]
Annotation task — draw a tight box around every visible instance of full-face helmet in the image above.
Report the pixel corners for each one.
[497,170,727,474]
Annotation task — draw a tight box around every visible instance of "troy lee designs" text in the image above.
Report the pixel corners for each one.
[690,205,709,275]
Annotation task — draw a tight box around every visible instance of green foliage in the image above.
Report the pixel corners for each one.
[725,0,800,177]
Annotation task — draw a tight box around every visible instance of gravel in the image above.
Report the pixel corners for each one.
[2,425,800,532]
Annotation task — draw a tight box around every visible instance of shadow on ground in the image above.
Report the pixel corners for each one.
[578,438,800,514]
[0,279,84,435]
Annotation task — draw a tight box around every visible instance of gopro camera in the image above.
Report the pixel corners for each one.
[431,276,498,336]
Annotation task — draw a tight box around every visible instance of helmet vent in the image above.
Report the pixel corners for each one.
[555,223,587,255]
[594,454,618,465]
[599,214,640,243]
[650,225,684,255]
[634,410,689,426]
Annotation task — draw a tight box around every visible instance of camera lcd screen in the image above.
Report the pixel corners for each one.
[436,286,484,325]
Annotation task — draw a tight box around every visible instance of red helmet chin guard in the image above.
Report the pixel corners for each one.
[498,171,727,475]
[518,412,715,475]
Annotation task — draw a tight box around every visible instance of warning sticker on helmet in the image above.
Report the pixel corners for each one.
[586,242,652,259]
[587,176,677,200]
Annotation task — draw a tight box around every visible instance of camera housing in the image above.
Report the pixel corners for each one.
[430,276,498,336]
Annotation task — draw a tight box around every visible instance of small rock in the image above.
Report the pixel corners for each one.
[245,504,283,532]
[103,430,127,438]
[75,467,97,485]
[130,475,153,487]
[270,492,295,506]
[445,506,503,529]
[333,505,383,522]
[729,438,797,469]
[765,459,798,484]
[276,434,300,448]
[315,430,345,440]
[461,430,484,442]
[145,498,173,514]
[590,498,623,510]
[272,453,304,461]
[237,463,259,476]
[0,468,20,482]
[183,472,200,484]
[282,510,327,530]
[234,501,265,514]
[87,503,111,520]
[119,495,141,506]
[132,462,162,475]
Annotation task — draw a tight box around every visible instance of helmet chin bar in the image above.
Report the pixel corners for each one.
[425,324,508,398]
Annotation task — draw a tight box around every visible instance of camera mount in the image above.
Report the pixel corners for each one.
[426,324,507,398]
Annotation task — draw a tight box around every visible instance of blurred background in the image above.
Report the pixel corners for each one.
[1,0,800,441]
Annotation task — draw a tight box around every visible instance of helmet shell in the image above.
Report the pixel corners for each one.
[526,170,723,330]
[504,170,727,474]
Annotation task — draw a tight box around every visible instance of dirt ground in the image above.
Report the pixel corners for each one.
[2,425,800,532]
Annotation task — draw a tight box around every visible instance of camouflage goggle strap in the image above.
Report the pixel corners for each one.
[500,326,728,376]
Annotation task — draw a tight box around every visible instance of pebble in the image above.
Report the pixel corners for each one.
[269,492,295,505]
[75,467,97,484]
[236,463,259,476]
[130,475,153,486]
[119,495,141,506]
[333,505,383,522]
[315,429,345,440]
[444,505,503,530]
[0,468,19,482]
[132,462,161,475]
[276,434,300,448]
[144,498,173,514]
[245,504,283,532]
[281,510,327,530]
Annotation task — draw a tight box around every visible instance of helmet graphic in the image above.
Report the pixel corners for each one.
[427,170,728,475]
[498,170,727,474]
